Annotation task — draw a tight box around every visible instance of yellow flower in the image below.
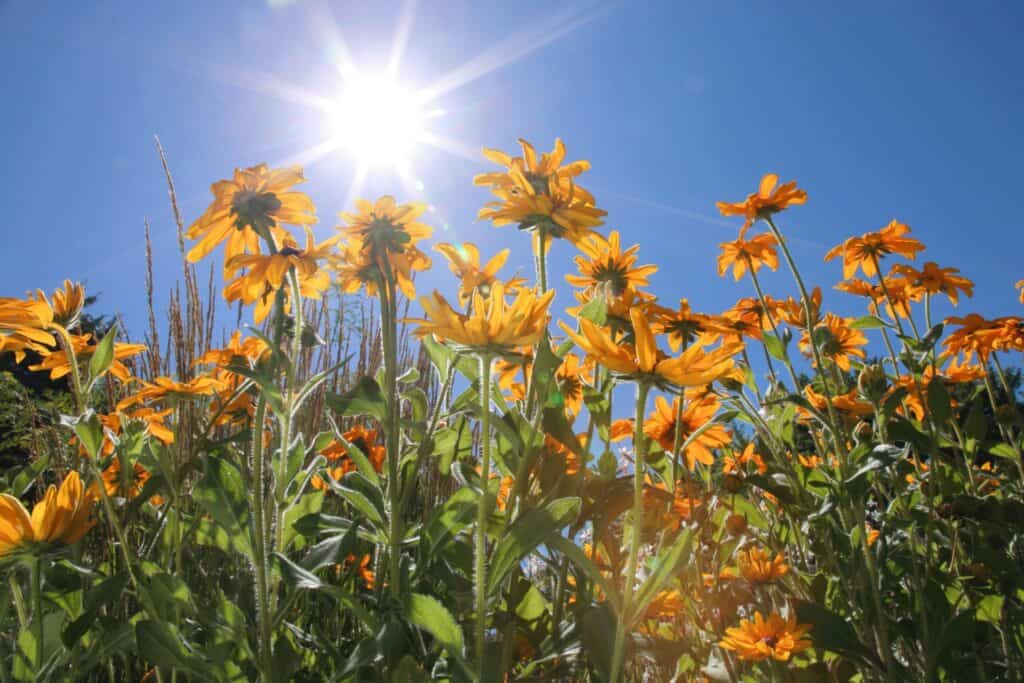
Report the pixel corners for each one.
[566,230,657,298]
[825,220,925,279]
[338,195,432,257]
[1017,280,1024,304]
[35,280,85,328]
[102,459,162,504]
[799,313,867,372]
[890,262,973,305]
[720,611,812,662]
[312,425,386,491]
[738,547,789,583]
[0,471,97,557]
[412,282,554,352]
[717,230,779,281]
[223,226,338,311]
[194,330,268,369]
[722,443,767,475]
[651,299,725,352]
[716,173,807,230]
[643,392,731,470]
[118,375,225,410]
[0,296,56,362]
[435,242,525,306]
[29,333,146,382]
[561,307,741,389]
[475,138,606,248]
[186,164,317,275]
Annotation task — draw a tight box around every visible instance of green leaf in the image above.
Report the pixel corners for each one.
[88,322,119,381]
[630,526,696,625]
[326,376,386,421]
[547,535,620,614]
[330,473,386,534]
[193,456,252,558]
[404,593,465,659]
[793,600,881,670]
[487,497,581,594]
[62,572,129,647]
[990,442,1018,460]
[761,332,788,361]
[849,315,888,330]
[135,621,205,675]
[64,412,104,459]
[926,378,952,423]
[281,490,324,552]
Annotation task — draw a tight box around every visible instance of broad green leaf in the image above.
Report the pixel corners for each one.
[135,621,206,675]
[629,526,696,625]
[849,315,888,330]
[761,332,788,361]
[326,376,386,421]
[404,593,465,659]
[487,497,581,594]
[88,322,118,381]
[926,378,952,423]
[193,456,252,558]
[793,600,881,670]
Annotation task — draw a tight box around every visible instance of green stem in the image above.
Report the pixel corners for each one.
[249,394,273,682]
[609,381,651,683]
[31,557,43,669]
[475,354,494,677]
[381,278,403,599]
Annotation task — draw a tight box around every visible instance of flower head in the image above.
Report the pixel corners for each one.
[36,280,86,328]
[720,611,812,662]
[118,375,225,411]
[566,230,657,298]
[186,164,316,276]
[29,333,145,382]
[312,425,386,491]
[717,230,779,281]
[799,313,867,371]
[738,547,789,583]
[561,307,741,390]
[0,471,97,557]
[435,242,525,306]
[890,262,973,305]
[825,220,925,279]
[716,173,807,230]
[476,138,606,248]
[0,296,56,362]
[412,282,554,353]
[644,392,731,470]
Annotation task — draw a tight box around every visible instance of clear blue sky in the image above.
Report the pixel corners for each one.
[2,1,1023,349]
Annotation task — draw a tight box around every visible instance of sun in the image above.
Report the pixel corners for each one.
[328,74,427,167]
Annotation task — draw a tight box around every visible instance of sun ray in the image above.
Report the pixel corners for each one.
[419,131,482,163]
[386,0,419,78]
[343,164,369,211]
[416,2,612,104]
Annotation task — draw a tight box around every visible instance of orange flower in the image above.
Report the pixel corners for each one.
[720,611,812,662]
[716,173,807,231]
[225,226,338,300]
[342,553,375,590]
[561,307,741,390]
[1017,280,1024,304]
[435,242,525,306]
[333,235,429,300]
[799,313,867,371]
[35,280,86,328]
[312,424,387,491]
[890,262,973,305]
[0,471,98,557]
[651,299,727,352]
[718,230,779,281]
[194,331,269,369]
[835,276,918,320]
[29,333,146,382]
[777,287,823,329]
[102,459,162,504]
[0,296,56,362]
[802,385,873,420]
[566,230,658,298]
[643,393,731,470]
[722,443,767,475]
[825,220,925,279]
[943,314,1001,360]
[738,547,788,583]
[475,138,606,248]
[186,164,316,276]
[118,375,224,410]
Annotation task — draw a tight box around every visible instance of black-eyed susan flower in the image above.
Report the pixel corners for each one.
[312,424,386,491]
[117,375,225,410]
[560,307,741,389]
[719,611,812,662]
[737,547,789,583]
[435,242,525,306]
[825,220,925,280]
[35,280,85,329]
[566,230,657,298]
[0,471,97,557]
[716,173,807,231]
[0,296,56,362]
[29,333,146,382]
[890,262,974,305]
[186,164,317,275]
[224,227,338,303]
[799,313,867,371]
[651,299,727,352]
[476,138,606,249]
[717,230,779,281]
[412,282,554,353]
[643,392,731,470]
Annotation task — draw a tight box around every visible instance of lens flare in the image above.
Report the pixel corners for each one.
[329,75,426,166]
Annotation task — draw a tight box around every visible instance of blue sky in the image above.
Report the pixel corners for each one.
[2,1,1023,355]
